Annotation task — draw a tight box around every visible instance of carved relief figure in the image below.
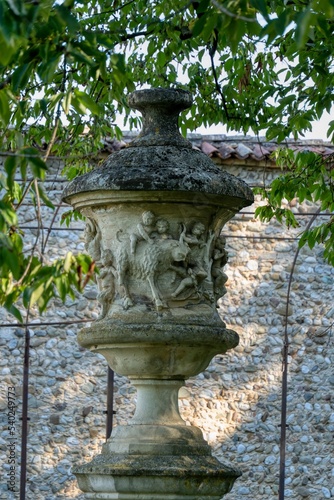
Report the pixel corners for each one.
[84,219,102,265]
[183,221,208,282]
[152,218,172,240]
[169,222,211,301]
[130,210,156,254]
[211,236,229,301]
[96,249,116,318]
[116,218,189,310]
[171,267,198,299]
[82,207,227,317]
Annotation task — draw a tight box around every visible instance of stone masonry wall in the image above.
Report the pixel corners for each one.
[0,155,333,500]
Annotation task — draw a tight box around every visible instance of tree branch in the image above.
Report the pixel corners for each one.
[208,31,231,120]
[211,0,257,22]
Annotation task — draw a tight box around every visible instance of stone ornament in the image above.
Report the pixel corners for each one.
[116,212,190,311]
[84,211,231,317]
[212,235,229,301]
[83,219,101,264]
[62,88,254,499]
[96,248,115,319]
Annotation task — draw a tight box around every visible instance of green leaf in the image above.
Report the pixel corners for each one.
[157,52,166,67]
[1,246,21,279]
[327,120,334,138]
[313,64,328,77]
[0,39,15,65]
[4,156,18,190]
[250,0,269,20]
[278,95,295,106]
[7,304,23,323]
[54,4,79,32]
[62,91,72,115]
[75,253,93,274]
[12,182,22,202]
[192,13,208,37]
[54,277,64,301]
[36,184,54,209]
[11,62,34,92]
[37,56,61,84]
[20,148,48,179]
[0,90,10,126]
[73,90,101,116]
[196,0,210,14]
[60,209,84,227]
[5,0,25,16]
[27,277,53,308]
[63,251,74,272]
[295,8,313,47]
[0,201,17,226]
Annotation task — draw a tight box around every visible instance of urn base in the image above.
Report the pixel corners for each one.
[74,453,241,500]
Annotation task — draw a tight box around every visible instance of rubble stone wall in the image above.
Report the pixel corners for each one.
[0,156,333,500]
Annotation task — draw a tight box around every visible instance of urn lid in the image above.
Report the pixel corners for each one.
[62,88,254,208]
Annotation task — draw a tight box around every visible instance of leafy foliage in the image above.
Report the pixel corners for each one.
[255,150,334,264]
[0,0,334,318]
[1,0,334,148]
[0,148,95,321]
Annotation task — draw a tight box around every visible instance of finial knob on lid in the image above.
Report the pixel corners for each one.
[127,88,193,148]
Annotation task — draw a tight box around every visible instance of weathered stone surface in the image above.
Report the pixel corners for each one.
[62,88,252,499]
[75,453,241,499]
[63,145,253,207]
[63,89,253,208]
[1,130,334,500]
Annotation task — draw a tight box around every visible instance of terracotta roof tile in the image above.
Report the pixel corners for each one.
[251,144,271,160]
[262,144,278,154]
[217,144,235,159]
[101,134,334,163]
[235,143,253,159]
[322,147,334,157]
[201,141,220,156]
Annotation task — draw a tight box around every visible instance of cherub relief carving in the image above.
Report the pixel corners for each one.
[116,213,190,310]
[211,236,229,301]
[96,249,116,318]
[152,218,173,240]
[169,225,229,305]
[183,222,208,282]
[130,210,156,254]
[84,219,102,265]
[83,219,117,318]
[91,212,228,313]
[169,222,211,301]
[171,267,199,299]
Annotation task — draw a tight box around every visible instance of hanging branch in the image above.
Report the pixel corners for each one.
[41,204,62,255]
[33,178,45,260]
[15,179,35,212]
[17,54,68,500]
[208,29,233,121]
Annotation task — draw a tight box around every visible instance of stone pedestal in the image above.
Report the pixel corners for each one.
[62,88,254,499]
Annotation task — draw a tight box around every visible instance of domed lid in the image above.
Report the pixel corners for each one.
[62,88,254,208]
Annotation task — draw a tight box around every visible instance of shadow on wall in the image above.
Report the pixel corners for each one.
[179,234,334,500]
[0,322,136,500]
[1,228,333,500]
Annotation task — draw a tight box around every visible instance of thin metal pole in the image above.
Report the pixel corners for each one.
[278,208,320,500]
[19,324,30,500]
[278,341,288,500]
[106,368,114,440]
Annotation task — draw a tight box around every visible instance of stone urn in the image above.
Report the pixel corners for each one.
[62,88,254,499]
